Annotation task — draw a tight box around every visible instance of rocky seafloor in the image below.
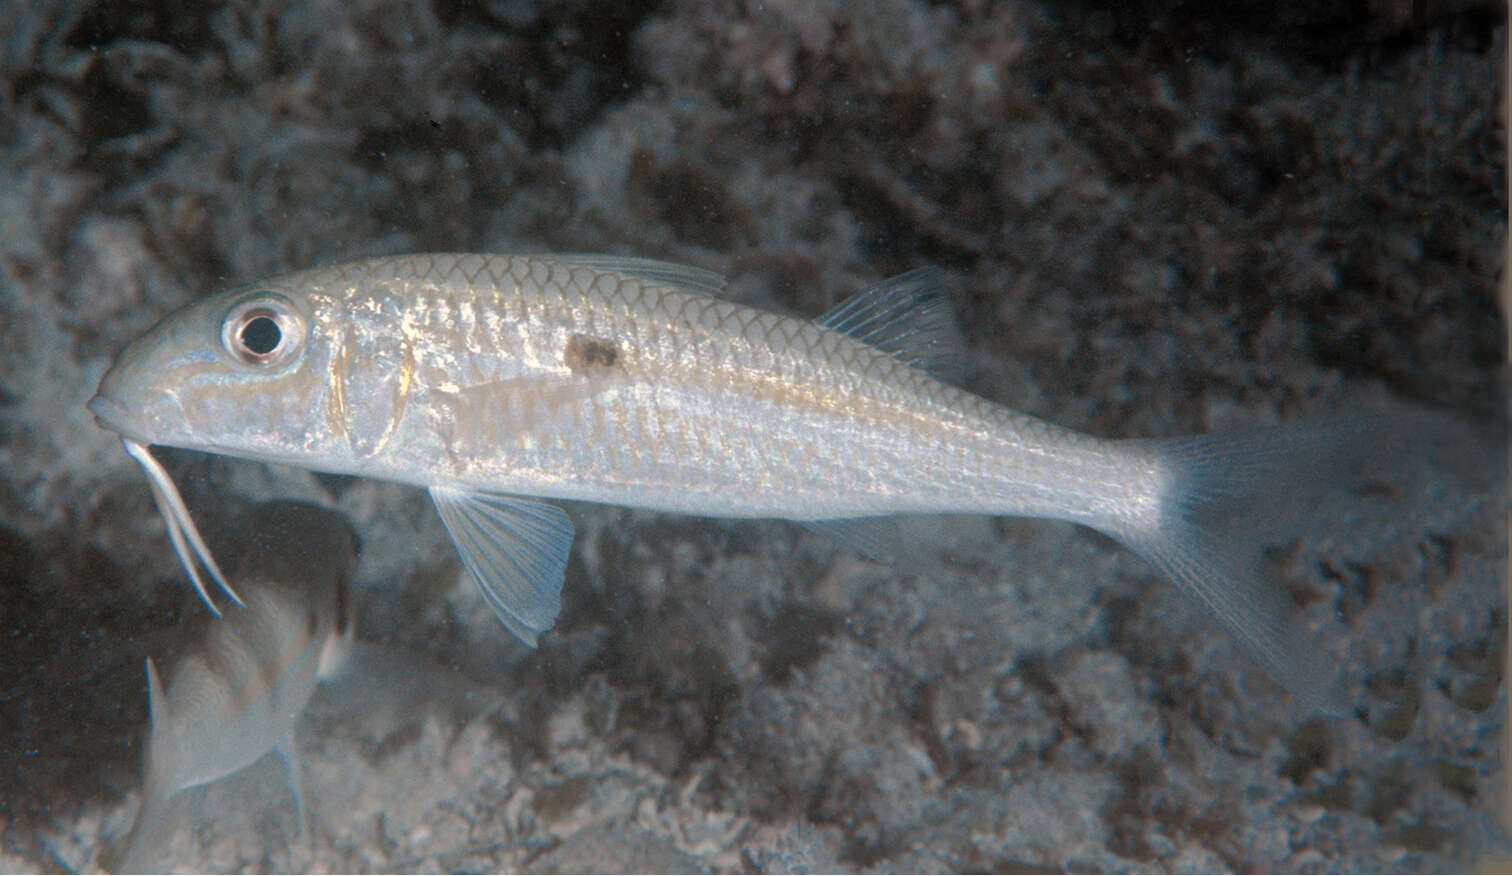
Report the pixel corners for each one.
[0,0,1506,871]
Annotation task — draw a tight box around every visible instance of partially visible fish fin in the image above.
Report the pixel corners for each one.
[140,656,177,837]
[1108,413,1482,715]
[112,658,178,874]
[430,487,574,647]
[801,517,900,566]
[553,254,729,297]
[818,268,966,382]
[275,732,308,846]
[145,656,169,733]
[121,438,243,613]
[1112,480,1338,713]
[110,784,182,874]
[317,617,355,681]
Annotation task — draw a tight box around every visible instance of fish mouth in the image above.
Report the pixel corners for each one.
[88,394,149,443]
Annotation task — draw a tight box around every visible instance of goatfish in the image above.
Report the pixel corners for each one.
[87,253,1451,710]
[112,500,356,873]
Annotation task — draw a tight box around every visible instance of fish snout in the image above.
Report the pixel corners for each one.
[88,393,151,444]
[88,393,127,433]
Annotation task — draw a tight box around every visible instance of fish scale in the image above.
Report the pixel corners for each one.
[279,253,1120,522]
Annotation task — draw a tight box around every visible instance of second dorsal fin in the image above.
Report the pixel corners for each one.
[817,268,966,381]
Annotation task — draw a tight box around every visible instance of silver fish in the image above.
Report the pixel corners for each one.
[113,501,356,873]
[87,253,1440,708]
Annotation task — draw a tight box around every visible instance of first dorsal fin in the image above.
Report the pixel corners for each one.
[818,268,967,382]
[552,254,729,298]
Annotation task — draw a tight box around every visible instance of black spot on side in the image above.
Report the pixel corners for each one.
[564,334,621,374]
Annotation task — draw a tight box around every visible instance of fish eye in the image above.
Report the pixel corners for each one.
[222,295,305,368]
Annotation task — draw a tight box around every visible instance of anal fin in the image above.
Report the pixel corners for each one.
[801,517,901,566]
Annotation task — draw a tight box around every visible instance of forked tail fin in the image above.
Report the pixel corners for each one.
[1107,411,1496,714]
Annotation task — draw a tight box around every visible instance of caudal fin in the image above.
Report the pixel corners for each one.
[1108,411,1496,714]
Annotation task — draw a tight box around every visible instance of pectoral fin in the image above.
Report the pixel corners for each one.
[430,487,574,647]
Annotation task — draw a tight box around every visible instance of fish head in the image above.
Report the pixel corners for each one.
[89,282,339,462]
